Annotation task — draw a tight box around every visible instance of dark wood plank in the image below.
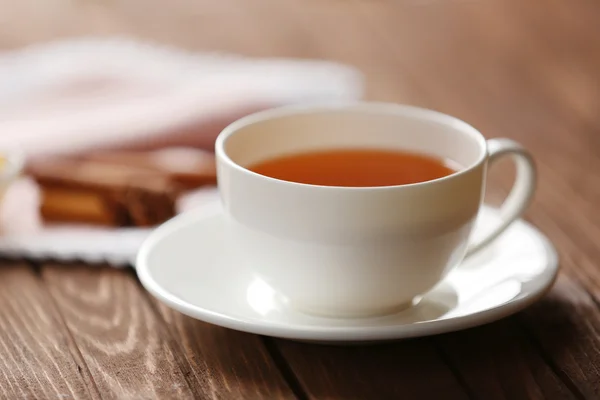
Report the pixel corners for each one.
[0,263,96,399]
[519,274,600,399]
[154,302,295,399]
[275,338,469,400]
[42,265,197,399]
[434,317,576,400]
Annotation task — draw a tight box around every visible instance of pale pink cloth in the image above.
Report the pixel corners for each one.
[0,38,363,158]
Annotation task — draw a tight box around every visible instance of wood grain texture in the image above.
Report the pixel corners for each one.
[519,275,600,399]
[0,264,94,399]
[154,301,295,399]
[433,317,576,400]
[42,265,196,399]
[275,338,469,400]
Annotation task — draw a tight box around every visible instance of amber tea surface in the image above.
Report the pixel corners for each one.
[247,148,457,187]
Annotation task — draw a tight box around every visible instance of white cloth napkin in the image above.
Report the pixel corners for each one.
[0,38,364,266]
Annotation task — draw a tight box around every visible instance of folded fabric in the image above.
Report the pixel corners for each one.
[0,37,364,158]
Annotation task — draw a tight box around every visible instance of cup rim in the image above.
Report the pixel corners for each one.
[215,101,488,191]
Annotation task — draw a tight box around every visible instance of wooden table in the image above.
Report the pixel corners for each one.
[1,0,599,398]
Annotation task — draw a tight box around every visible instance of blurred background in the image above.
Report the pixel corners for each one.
[0,0,598,248]
[2,0,596,150]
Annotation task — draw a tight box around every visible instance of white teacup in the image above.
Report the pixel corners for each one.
[215,102,536,318]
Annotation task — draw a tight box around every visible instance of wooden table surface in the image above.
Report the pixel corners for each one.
[1,0,600,398]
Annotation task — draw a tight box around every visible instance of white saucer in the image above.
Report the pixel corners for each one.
[136,203,558,344]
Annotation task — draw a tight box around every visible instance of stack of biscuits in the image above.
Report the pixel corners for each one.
[26,148,217,227]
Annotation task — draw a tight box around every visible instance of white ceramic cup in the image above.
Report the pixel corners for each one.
[215,102,536,318]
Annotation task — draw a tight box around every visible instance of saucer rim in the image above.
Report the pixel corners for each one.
[136,205,559,342]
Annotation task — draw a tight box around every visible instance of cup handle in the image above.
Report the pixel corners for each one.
[465,138,537,257]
